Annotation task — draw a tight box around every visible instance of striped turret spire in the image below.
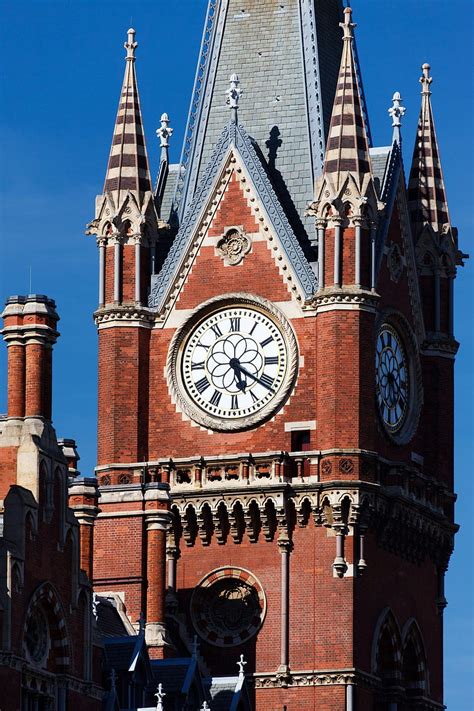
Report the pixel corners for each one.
[407,64,450,236]
[103,28,152,207]
[323,7,372,188]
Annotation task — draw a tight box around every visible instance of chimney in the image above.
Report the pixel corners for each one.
[68,477,101,581]
[58,438,81,479]
[1,295,59,420]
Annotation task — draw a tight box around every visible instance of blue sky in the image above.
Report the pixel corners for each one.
[0,1,472,706]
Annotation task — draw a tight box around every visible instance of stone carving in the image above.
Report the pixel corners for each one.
[339,458,354,475]
[217,227,251,265]
[321,459,332,476]
[190,567,266,647]
[387,242,404,283]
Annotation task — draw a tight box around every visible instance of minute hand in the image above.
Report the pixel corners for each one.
[234,362,275,392]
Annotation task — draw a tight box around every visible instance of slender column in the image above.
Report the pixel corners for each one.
[370,224,377,290]
[7,342,25,417]
[98,239,106,307]
[113,238,121,303]
[357,527,367,575]
[346,683,354,711]
[135,238,141,304]
[146,522,167,624]
[316,219,326,289]
[334,221,342,287]
[434,269,441,332]
[150,241,157,276]
[278,536,291,674]
[448,276,454,336]
[354,218,362,288]
[68,477,101,581]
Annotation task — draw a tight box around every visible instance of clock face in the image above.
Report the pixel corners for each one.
[169,297,298,431]
[375,324,410,433]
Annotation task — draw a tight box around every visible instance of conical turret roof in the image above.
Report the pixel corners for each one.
[407,64,450,236]
[103,28,153,208]
[322,7,372,189]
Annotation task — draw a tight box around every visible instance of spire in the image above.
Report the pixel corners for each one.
[322,7,372,188]
[155,112,173,214]
[103,28,153,208]
[407,63,451,236]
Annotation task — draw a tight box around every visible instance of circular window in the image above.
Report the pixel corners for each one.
[190,567,266,647]
[24,606,49,665]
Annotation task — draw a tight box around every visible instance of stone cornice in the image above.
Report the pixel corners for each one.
[94,304,155,328]
[312,286,380,313]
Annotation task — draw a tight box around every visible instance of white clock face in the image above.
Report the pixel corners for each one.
[375,324,410,433]
[169,297,298,431]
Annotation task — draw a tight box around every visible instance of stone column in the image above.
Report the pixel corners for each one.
[144,485,172,657]
[134,236,142,304]
[98,238,106,307]
[68,477,101,581]
[334,219,342,287]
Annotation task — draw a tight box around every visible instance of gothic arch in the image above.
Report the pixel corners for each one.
[401,618,428,696]
[371,608,402,686]
[23,582,71,673]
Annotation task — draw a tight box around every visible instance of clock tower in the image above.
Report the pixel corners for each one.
[88,3,464,708]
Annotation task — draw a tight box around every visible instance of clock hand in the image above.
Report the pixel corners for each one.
[234,362,275,393]
[229,359,246,393]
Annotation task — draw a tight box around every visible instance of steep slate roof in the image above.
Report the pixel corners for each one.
[103,28,153,207]
[323,6,372,190]
[103,635,147,673]
[149,117,318,311]
[407,63,451,236]
[172,0,345,234]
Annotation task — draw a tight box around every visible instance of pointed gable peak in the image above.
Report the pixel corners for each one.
[102,27,153,209]
[321,6,372,191]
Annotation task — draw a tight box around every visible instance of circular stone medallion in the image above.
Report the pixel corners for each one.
[190,568,266,647]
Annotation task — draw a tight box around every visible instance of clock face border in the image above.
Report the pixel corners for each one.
[167,293,299,432]
[375,311,423,445]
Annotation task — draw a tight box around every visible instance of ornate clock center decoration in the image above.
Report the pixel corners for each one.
[167,294,298,431]
[190,568,266,647]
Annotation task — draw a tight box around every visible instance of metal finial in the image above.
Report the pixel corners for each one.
[157,113,174,149]
[237,654,247,677]
[226,73,242,122]
[137,610,146,635]
[339,6,356,40]
[155,683,166,711]
[192,634,200,658]
[420,62,432,95]
[125,28,138,60]
[388,91,406,128]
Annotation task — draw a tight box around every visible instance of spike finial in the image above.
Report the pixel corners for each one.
[237,654,247,677]
[226,73,242,122]
[339,6,356,40]
[125,28,137,60]
[389,91,406,128]
[157,113,174,149]
[155,683,166,711]
[420,62,432,95]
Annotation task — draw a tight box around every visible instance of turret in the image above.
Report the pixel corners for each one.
[407,63,466,341]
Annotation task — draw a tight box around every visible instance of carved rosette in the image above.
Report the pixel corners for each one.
[190,567,266,647]
[216,227,251,265]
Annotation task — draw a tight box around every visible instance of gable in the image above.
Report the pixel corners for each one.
[149,121,317,323]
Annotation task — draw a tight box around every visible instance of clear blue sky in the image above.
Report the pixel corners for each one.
[0,1,472,707]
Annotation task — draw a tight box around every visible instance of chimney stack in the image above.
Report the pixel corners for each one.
[1,295,60,421]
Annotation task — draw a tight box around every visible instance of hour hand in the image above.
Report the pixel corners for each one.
[230,360,246,392]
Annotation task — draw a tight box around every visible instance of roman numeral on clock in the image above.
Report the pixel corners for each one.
[230,317,240,332]
[211,323,223,337]
[231,394,239,410]
[191,361,205,370]
[259,374,275,391]
[264,356,278,365]
[210,390,222,407]
[260,336,274,348]
[195,377,210,394]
